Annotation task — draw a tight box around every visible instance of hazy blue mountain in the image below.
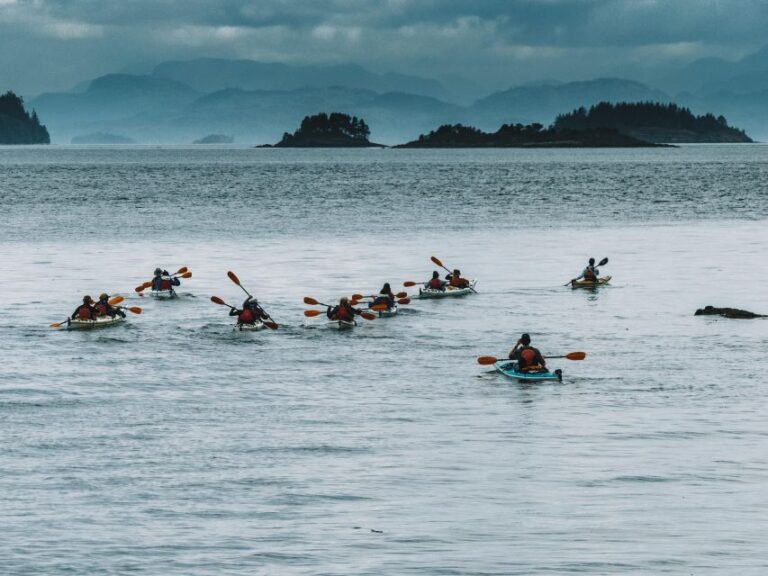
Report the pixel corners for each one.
[152,58,448,100]
[469,78,672,130]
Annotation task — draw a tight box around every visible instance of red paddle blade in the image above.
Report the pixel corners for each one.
[227,271,241,285]
[175,266,188,274]
[135,282,150,293]
[351,293,365,300]
[431,255,444,267]
[396,291,407,298]
[128,306,142,314]
[477,356,500,365]
[360,312,376,321]
[397,298,410,305]
[108,296,124,306]
[210,296,225,305]
[403,281,416,287]
[371,304,388,312]
[180,272,192,279]
[565,351,587,360]
[304,310,323,317]
[264,321,279,330]
[303,296,319,306]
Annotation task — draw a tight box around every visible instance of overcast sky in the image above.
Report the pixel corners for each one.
[2,0,767,95]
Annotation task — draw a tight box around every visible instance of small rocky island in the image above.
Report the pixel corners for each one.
[194,134,234,144]
[0,91,50,144]
[271,112,382,147]
[554,102,752,143]
[396,122,657,148]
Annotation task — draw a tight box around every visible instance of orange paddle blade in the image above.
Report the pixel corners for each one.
[396,291,407,298]
[397,298,410,305]
[108,296,124,306]
[210,296,225,305]
[135,282,150,293]
[128,306,142,314]
[175,266,188,274]
[264,320,279,330]
[303,297,320,306]
[403,281,417,287]
[50,322,63,328]
[565,351,586,360]
[477,356,501,365]
[360,311,376,321]
[431,255,444,268]
[227,271,241,285]
[371,304,388,312]
[351,293,365,300]
[180,271,192,279]
[304,310,323,317]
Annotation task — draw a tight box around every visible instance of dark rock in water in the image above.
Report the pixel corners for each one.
[694,306,766,319]
[273,112,384,147]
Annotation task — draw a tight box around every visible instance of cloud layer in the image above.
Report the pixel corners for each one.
[2,0,767,95]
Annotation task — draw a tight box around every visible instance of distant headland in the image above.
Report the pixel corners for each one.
[0,91,49,144]
[265,113,384,147]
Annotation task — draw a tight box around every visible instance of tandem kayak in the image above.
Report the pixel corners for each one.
[235,321,265,332]
[417,280,477,299]
[493,360,562,383]
[67,316,126,330]
[150,289,177,299]
[326,320,357,330]
[571,276,611,288]
[369,304,398,317]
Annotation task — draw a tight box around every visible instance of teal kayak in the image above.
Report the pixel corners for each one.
[493,360,562,383]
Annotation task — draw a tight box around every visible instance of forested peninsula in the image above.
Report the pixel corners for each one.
[0,91,50,144]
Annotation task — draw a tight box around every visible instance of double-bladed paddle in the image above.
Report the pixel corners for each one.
[477,351,586,365]
[303,296,376,321]
[211,295,278,329]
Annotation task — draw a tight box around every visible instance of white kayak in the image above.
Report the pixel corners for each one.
[417,280,477,299]
[150,289,177,299]
[326,320,357,330]
[370,304,398,318]
[234,321,265,332]
[67,316,126,330]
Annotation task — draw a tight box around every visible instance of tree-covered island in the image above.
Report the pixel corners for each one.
[271,112,382,147]
[0,91,50,144]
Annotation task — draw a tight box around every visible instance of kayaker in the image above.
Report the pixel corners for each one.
[229,296,269,325]
[327,297,361,322]
[151,268,181,291]
[95,293,126,318]
[71,295,98,320]
[426,271,446,290]
[371,283,396,309]
[447,269,470,288]
[574,258,599,283]
[508,333,547,372]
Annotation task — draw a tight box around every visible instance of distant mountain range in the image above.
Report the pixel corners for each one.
[29,50,768,144]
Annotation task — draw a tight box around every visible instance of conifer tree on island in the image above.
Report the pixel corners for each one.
[0,91,50,144]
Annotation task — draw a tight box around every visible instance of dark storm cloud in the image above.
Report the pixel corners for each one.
[2,0,767,94]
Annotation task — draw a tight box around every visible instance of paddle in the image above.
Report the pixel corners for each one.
[119,306,142,314]
[304,296,376,321]
[176,271,192,279]
[228,270,252,298]
[566,257,609,286]
[135,281,151,293]
[477,351,587,365]
[403,281,419,287]
[211,296,278,329]
[351,291,408,300]
[431,255,477,293]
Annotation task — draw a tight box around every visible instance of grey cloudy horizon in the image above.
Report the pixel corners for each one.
[2,0,767,96]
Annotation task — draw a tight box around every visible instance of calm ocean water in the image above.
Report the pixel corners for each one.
[1,145,767,574]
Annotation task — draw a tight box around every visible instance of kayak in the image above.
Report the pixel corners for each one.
[369,304,398,317]
[67,316,126,330]
[235,321,265,332]
[150,288,177,299]
[417,280,477,299]
[326,320,357,330]
[493,360,562,383]
[571,275,611,288]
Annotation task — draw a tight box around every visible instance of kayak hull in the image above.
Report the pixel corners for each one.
[418,280,477,299]
[67,316,126,330]
[493,361,562,383]
[369,304,398,317]
[235,322,265,332]
[150,289,177,299]
[326,320,356,330]
[571,275,611,289]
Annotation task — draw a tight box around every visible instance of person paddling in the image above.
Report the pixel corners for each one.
[447,268,470,288]
[327,297,362,322]
[426,271,446,290]
[151,268,181,292]
[371,283,396,309]
[230,296,270,326]
[574,258,599,283]
[71,295,98,320]
[508,333,547,373]
[95,293,125,319]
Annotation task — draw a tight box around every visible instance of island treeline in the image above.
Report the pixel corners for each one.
[554,102,752,143]
[0,91,50,144]
[274,112,379,147]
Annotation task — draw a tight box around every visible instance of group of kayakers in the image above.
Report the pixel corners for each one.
[425,269,471,291]
[71,293,126,320]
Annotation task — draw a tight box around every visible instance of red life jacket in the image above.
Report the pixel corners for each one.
[449,276,465,287]
[428,278,442,289]
[160,279,172,290]
[336,305,354,321]
[238,309,255,324]
[78,306,92,320]
[583,267,596,280]
[520,348,536,366]
[95,303,108,316]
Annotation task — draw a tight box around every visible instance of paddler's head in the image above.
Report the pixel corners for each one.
[432,271,440,279]
[83,295,93,304]
[99,293,108,301]
[520,333,531,346]
[340,297,349,306]
[453,269,461,276]
[154,268,162,276]
[589,258,595,266]
[381,282,391,294]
